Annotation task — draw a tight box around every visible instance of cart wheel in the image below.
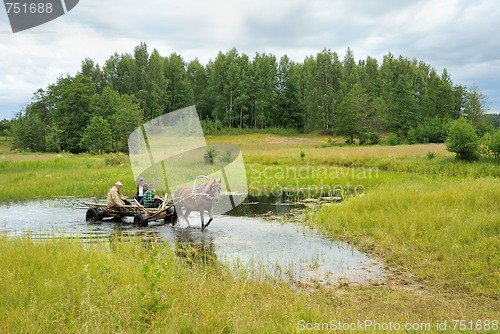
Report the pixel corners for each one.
[134,213,148,228]
[85,208,101,223]
[164,207,178,225]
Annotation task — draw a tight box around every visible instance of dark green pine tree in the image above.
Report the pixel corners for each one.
[387,75,418,135]
[276,55,304,130]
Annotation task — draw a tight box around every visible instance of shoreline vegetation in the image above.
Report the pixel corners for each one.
[1,134,499,332]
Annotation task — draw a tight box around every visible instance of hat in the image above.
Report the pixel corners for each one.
[115,181,123,186]
[149,183,156,188]
[138,177,144,181]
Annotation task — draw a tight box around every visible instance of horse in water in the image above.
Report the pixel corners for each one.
[173,178,222,231]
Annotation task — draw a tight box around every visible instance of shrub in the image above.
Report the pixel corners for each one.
[221,149,234,163]
[479,133,493,157]
[104,153,129,166]
[446,117,479,161]
[386,133,401,146]
[359,132,380,145]
[413,118,449,143]
[406,128,417,144]
[426,151,436,160]
[344,137,355,145]
[490,131,500,159]
[204,147,217,164]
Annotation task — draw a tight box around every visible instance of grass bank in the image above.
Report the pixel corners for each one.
[313,177,500,301]
[1,237,498,333]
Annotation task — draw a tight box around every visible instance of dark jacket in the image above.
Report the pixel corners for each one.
[136,183,149,197]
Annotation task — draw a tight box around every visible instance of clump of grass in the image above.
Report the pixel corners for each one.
[104,152,129,166]
[221,149,233,163]
[204,147,217,164]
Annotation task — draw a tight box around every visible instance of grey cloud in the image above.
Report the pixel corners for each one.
[0,0,499,119]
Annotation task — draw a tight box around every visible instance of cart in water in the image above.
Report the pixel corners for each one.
[82,194,177,227]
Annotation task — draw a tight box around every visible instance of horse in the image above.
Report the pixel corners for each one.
[173,178,222,231]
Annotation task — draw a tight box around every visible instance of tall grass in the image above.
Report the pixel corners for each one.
[0,153,134,202]
[1,236,497,333]
[1,138,497,202]
[313,177,500,300]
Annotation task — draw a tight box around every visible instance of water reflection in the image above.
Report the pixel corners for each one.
[226,194,305,217]
[173,228,217,266]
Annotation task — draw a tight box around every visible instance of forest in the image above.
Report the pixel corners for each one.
[6,42,498,153]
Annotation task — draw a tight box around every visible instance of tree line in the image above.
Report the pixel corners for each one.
[9,42,497,153]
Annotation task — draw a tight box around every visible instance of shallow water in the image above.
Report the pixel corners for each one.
[0,198,385,285]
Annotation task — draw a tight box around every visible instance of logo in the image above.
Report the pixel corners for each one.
[4,0,79,33]
[128,106,248,217]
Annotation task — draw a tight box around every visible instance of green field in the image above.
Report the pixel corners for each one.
[0,135,499,333]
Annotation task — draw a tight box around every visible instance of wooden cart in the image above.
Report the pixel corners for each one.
[82,195,177,227]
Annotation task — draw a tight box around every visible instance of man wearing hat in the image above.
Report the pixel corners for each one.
[133,177,149,205]
[107,181,130,207]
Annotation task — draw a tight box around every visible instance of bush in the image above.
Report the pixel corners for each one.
[479,133,493,157]
[204,147,217,164]
[104,153,129,166]
[406,128,417,144]
[386,133,401,146]
[359,132,380,145]
[446,117,479,161]
[490,131,500,159]
[426,151,436,160]
[412,118,449,143]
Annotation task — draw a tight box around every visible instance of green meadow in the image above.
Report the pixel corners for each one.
[0,134,499,333]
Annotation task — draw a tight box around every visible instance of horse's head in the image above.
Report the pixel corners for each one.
[205,178,222,200]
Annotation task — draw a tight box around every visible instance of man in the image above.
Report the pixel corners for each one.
[143,183,162,208]
[107,181,129,207]
[133,177,149,205]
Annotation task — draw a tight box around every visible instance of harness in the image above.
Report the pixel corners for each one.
[191,175,215,200]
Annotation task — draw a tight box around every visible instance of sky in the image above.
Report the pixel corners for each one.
[1,0,499,120]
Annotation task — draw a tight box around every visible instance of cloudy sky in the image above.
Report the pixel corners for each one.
[1,0,499,120]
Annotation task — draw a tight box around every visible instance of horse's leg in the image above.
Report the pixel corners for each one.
[202,208,213,231]
[199,209,205,230]
[183,209,192,227]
